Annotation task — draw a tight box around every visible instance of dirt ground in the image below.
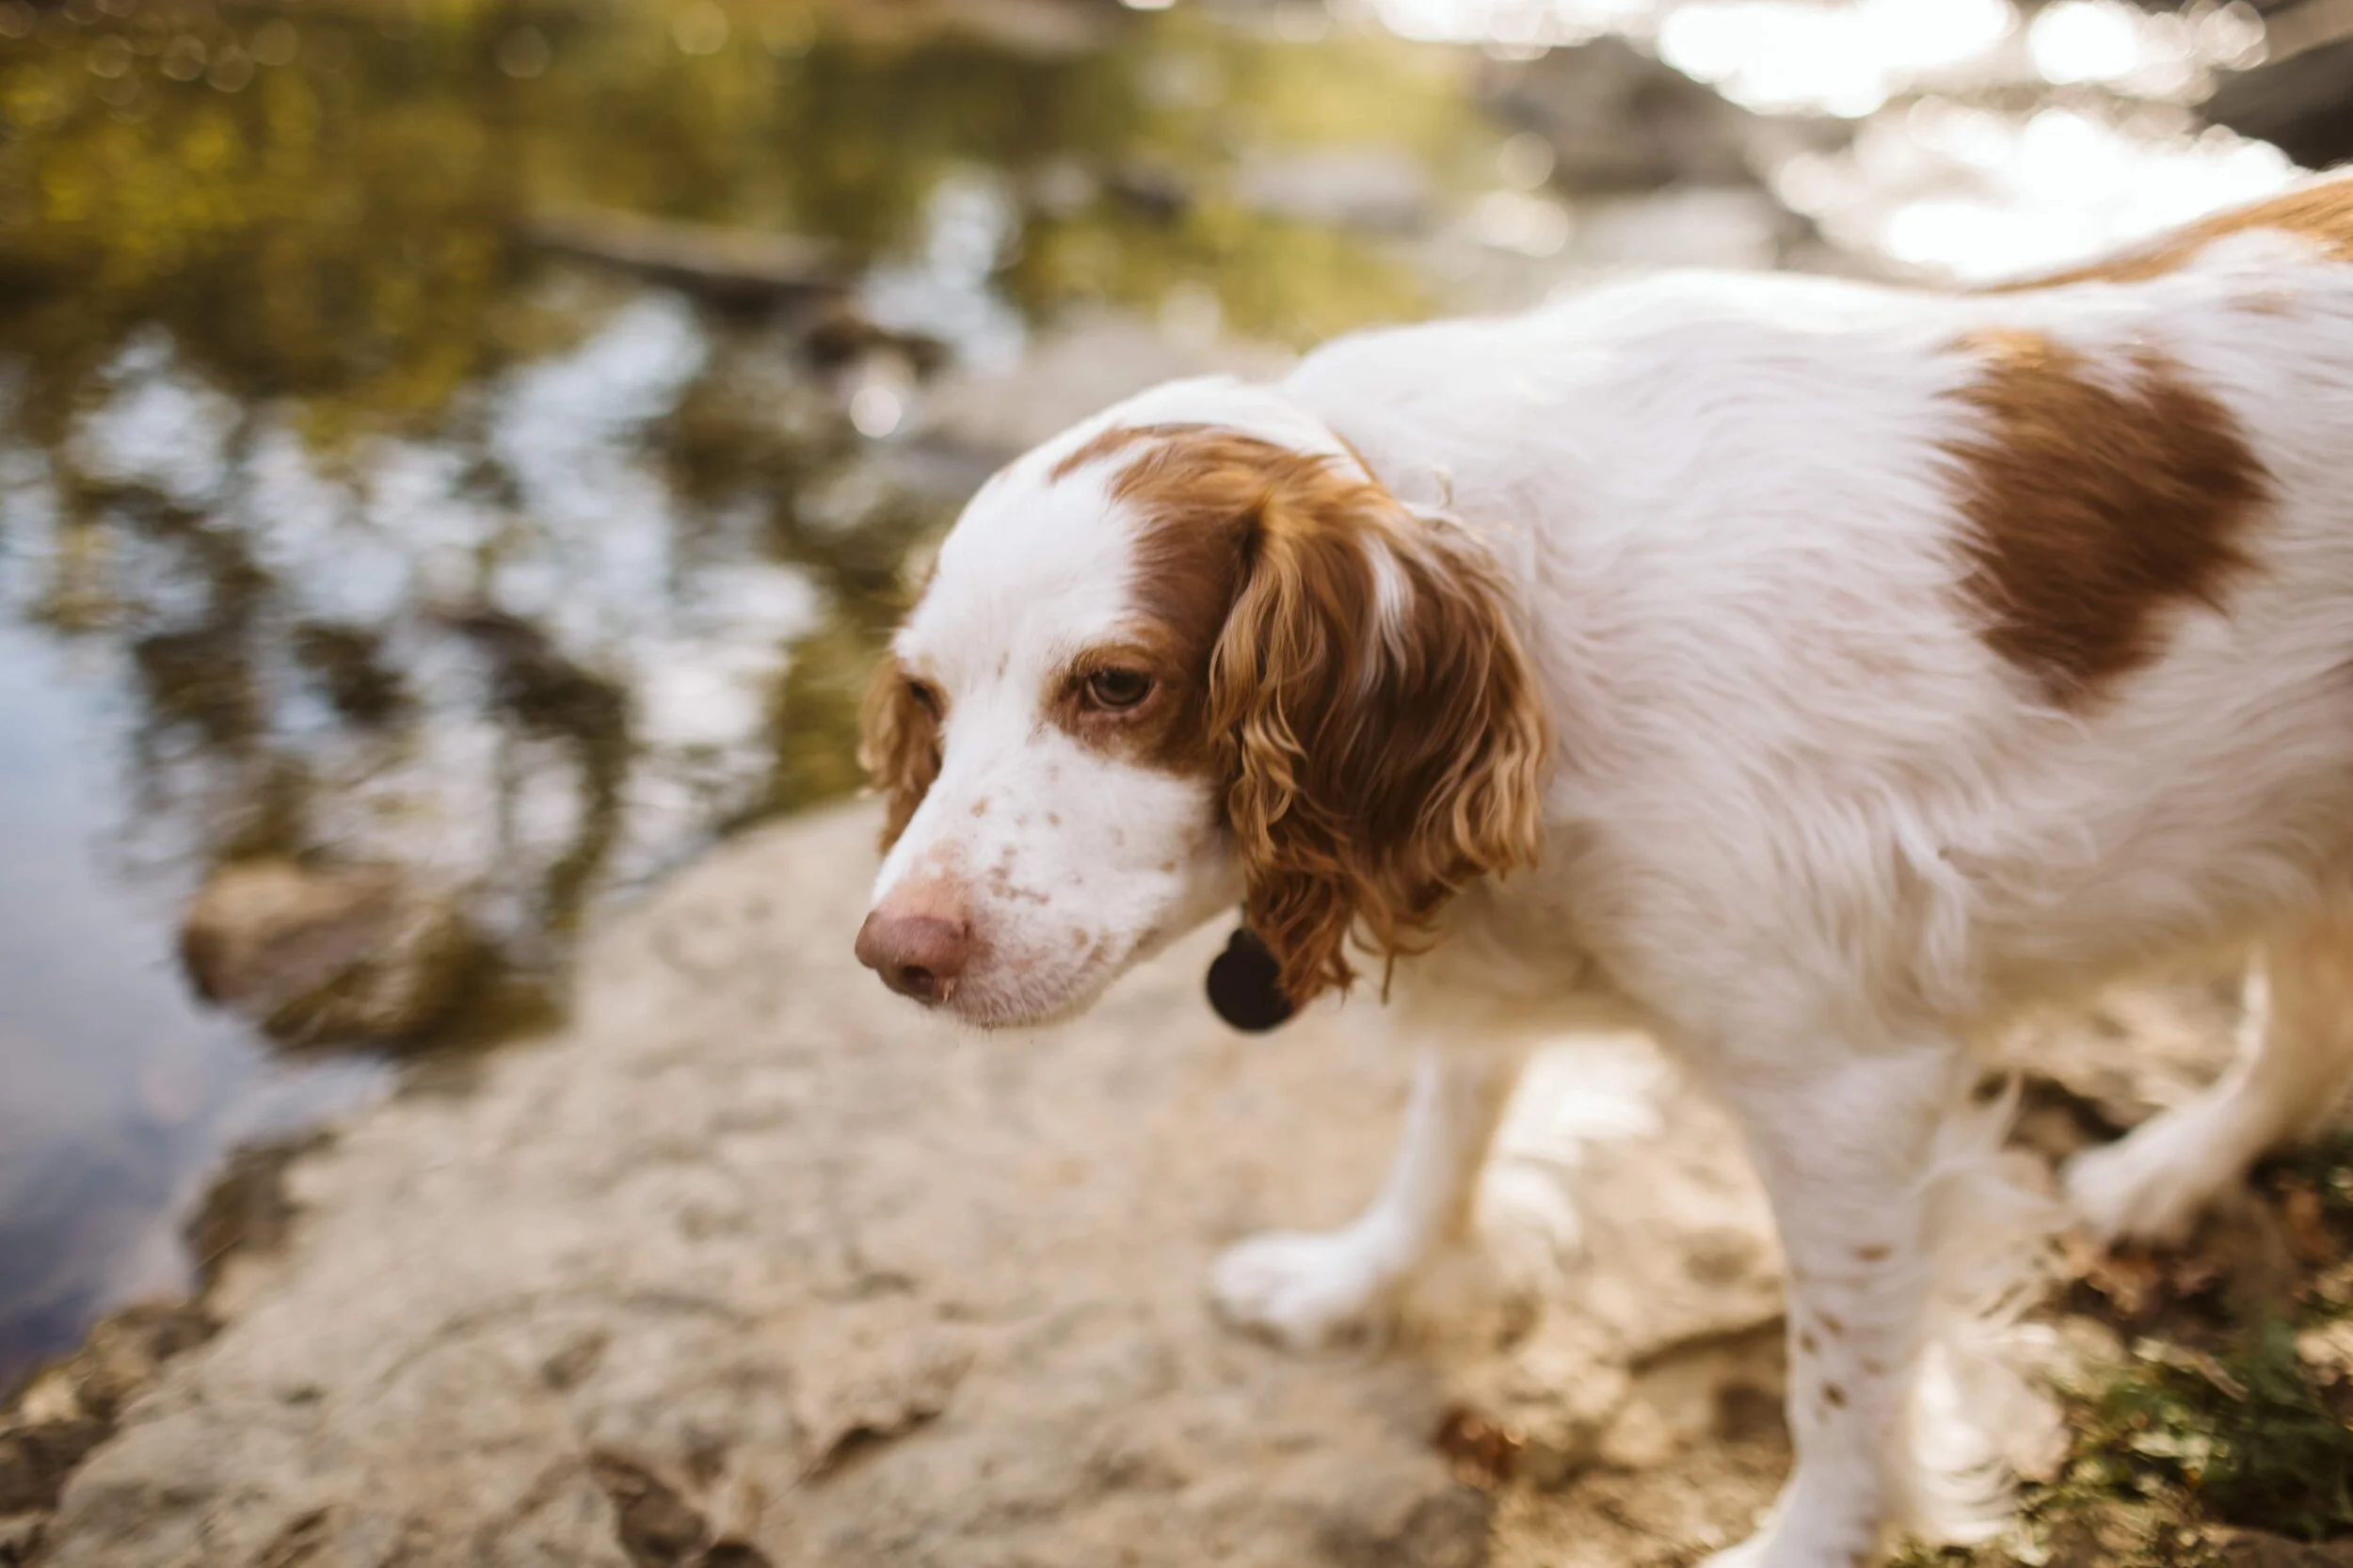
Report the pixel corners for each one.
[6,804,2351,1567]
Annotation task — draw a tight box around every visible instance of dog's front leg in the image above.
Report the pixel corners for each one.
[1702,1042,1965,1568]
[1210,1045,1525,1350]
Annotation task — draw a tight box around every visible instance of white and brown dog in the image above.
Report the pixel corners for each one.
[853,177,2353,1564]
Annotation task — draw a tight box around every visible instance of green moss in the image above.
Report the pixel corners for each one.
[2067,1324,2351,1543]
[1898,1135,2353,1567]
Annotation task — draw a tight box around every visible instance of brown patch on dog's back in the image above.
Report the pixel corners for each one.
[1945,329,2270,709]
[1979,177,2353,292]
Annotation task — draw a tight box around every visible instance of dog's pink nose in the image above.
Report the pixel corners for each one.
[856,894,973,1006]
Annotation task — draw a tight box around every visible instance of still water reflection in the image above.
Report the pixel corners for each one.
[0,0,1465,1386]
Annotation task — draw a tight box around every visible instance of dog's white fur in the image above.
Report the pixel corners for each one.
[864,184,2353,1564]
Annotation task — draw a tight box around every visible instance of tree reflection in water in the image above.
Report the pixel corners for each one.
[0,0,1451,1386]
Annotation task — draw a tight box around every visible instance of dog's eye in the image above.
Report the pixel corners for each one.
[1081,668,1153,712]
[906,680,943,720]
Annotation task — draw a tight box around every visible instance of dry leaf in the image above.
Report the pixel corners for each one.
[1432,1404,1523,1490]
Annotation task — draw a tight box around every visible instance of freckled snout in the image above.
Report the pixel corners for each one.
[855,885,974,1006]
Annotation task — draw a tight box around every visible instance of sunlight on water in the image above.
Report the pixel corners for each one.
[2030,0,2151,85]
[861,173,1029,376]
[1346,0,2296,283]
[2025,0,2265,92]
[1657,0,2015,118]
[1778,103,2297,282]
[70,335,238,512]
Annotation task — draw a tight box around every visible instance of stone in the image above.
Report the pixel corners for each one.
[0,1512,44,1565]
[2203,36,2353,172]
[0,1418,105,1517]
[1476,36,1821,195]
[177,858,478,1047]
[2217,1529,2353,1568]
[1445,1316,1630,1489]
[33,805,1814,1568]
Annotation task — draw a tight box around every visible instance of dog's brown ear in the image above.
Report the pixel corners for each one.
[858,656,942,851]
[1203,457,1550,1005]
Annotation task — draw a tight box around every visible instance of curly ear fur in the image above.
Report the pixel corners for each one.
[1193,448,1552,1004]
[858,655,942,851]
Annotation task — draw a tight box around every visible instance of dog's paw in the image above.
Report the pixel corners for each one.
[2063,1105,2240,1248]
[1209,1228,1401,1351]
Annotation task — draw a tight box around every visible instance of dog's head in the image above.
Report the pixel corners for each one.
[854,376,1549,1028]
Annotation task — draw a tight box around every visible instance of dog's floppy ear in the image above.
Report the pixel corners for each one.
[858,656,942,851]
[1202,456,1550,1004]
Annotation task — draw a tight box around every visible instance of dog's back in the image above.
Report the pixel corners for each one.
[1281,179,2353,1023]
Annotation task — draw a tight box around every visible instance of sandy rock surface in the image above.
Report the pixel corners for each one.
[34,805,1808,1567]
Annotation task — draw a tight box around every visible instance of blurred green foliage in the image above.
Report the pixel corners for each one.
[0,0,1482,1033]
[1,0,1455,448]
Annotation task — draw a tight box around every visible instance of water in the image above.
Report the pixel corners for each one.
[0,0,2315,1391]
[0,0,1493,1391]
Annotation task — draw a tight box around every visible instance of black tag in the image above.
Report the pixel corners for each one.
[1207,926,1295,1032]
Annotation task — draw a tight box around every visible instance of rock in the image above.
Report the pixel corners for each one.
[0,1511,43,1563]
[1476,36,1810,194]
[6,1304,216,1430]
[1445,1316,1629,1488]
[1317,1459,1495,1568]
[183,1138,322,1288]
[179,859,398,1010]
[34,805,1811,1568]
[788,1304,972,1477]
[1493,1036,1783,1363]
[2203,31,2353,170]
[1235,145,1435,234]
[2217,1529,2353,1568]
[0,1417,106,1517]
[0,1303,218,1562]
[1593,1326,1787,1473]
[1998,952,2246,1129]
[584,1450,716,1567]
[178,858,478,1047]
